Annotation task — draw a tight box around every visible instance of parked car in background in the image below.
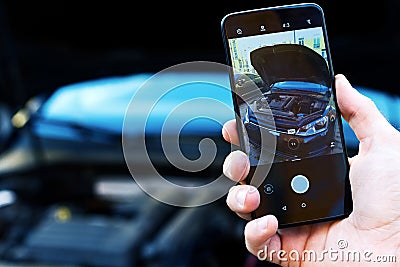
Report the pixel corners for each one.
[1,65,400,267]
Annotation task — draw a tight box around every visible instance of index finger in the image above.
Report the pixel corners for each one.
[222,119,240,146]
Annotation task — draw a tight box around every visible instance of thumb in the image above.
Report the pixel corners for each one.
[335,74,391,145]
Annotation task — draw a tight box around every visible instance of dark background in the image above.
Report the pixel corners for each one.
[0,1,399,266]
[1,0,400,108]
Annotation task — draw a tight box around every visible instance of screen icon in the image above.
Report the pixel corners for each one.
[236,28,243,34]
[264,184,274,194]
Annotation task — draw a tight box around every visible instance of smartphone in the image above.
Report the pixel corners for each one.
[221,3,353,228]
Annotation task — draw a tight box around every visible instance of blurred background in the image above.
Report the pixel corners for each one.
[0,0,400,266]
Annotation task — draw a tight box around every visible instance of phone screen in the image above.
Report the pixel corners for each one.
[222,4,352,227]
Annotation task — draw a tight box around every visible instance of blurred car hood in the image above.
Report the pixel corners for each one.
[34,72,235,137]
[23,71,236,168]
[1,70,399,173]
[250,44,331,88]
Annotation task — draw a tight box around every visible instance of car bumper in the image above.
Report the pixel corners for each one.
[244,121,331,159]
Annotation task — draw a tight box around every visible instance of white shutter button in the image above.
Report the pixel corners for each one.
[291,175,309,194]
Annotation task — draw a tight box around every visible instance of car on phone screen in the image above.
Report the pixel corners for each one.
[243,44,337,160]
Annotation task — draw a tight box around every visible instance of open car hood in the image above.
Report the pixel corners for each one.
[250,44,331,88]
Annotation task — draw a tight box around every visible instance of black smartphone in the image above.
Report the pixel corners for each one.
[221,3,353,228]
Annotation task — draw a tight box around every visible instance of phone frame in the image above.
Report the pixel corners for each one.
[221,3,353,228]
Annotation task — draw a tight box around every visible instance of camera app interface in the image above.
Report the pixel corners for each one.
[224,8,351,225]
[228,27,342,164]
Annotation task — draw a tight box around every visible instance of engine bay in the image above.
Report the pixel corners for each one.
[256,94,327,118]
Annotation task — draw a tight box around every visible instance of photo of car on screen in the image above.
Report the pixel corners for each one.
[234,43,342,163]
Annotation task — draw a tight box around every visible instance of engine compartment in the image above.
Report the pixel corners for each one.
[255,93,327,118]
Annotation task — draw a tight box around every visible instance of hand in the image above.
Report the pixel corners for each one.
[222,74,400,266]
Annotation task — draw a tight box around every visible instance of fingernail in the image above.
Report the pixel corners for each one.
[248,186,258,194]
[257,216,269,233]
[222,126,229,141]
[236,188,248,208]
[237,152,249,180]
[223,155,232,179]
[238,151,249,164]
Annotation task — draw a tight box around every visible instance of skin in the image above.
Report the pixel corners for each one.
[222,74,400,266]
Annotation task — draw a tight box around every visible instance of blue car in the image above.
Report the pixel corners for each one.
[244,80,337,159]
[242,44,338,160]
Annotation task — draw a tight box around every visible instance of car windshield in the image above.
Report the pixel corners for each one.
[271,81,329,94]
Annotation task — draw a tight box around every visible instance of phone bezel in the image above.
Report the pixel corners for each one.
[221,3,353,228]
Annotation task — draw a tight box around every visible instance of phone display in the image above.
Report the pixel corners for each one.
[221,4,352,227]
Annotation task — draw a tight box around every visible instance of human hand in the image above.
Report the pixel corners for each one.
[222,74,400,266]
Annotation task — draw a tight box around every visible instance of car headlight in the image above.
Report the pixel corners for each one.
[296,116,328,136]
